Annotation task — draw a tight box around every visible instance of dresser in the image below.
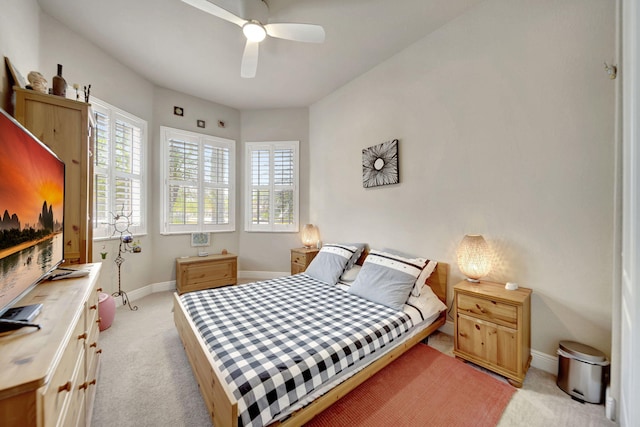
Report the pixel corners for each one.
[453,280,532,387]
[290,247,319,274]
[0,263,103,426]
[14,88,95,264]
[176,253,238,294]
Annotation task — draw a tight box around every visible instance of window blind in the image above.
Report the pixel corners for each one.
[245,141,298,232]
[161,127,235,234]
[92,100,146,239]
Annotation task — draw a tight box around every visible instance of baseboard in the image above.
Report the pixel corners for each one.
[531,349,557,375]
[439,319,454,336]
[111,270,288,306]
[115,276,560,376]
[113,280,176,307]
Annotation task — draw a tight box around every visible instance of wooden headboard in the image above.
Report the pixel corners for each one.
[426,262,448,305]
[355,250,448,305]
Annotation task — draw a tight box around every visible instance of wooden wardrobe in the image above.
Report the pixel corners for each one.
[14,87,94,264]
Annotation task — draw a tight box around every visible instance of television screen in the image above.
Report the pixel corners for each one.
[0,108,65,316]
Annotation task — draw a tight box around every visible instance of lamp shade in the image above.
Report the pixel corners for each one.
[456,234,492,282]
[301,224,319,248]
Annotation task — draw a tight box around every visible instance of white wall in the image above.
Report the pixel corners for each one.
[309,0,616,356]
[149,86,241,284]
[37,12,156,296]
[239,108,310,273]
[0,0,40,112]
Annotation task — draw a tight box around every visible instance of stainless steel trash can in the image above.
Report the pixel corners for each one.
[557,340,609,404]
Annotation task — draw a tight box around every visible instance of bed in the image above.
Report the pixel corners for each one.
[173,246,448,427]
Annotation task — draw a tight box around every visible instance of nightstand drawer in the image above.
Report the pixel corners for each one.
[291,263,306,275]
[291,252,309,265]
[290,248,319,274]
[457,293,517,328]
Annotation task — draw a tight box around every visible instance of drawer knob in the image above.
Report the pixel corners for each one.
[475,303,486,314]
[89,379,97,386]
[97,288,103,292]
[79,382,88,390]
[90,342,97,348]
[58,381,72,393]
[78,332,88,340]
[90,304,97,310]
[96,349,103,354]
[475,324,481,330]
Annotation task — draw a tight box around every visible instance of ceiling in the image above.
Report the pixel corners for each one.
[37,0,484,110]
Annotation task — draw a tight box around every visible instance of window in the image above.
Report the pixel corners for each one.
[245,141,299,232]
[92,99,147,239]
[161,127,235,234]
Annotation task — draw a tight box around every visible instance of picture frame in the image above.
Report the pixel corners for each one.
[4,57,27,89]
[190,232,210,247]
[362,139,400,188]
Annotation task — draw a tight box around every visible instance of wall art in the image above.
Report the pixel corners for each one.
[362,139,399,188]
[191,232,210,247]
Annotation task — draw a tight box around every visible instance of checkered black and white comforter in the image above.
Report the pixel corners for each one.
[180,273,413,427]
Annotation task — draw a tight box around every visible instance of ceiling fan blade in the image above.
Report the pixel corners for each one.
[181,0,247,27]
[241,40,260,78]
[264,23,325,43]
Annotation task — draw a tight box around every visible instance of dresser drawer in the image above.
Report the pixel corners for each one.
[40,323,86,427]
[181,262,234,290]
[176,254,238,294]
[456,293,517,328]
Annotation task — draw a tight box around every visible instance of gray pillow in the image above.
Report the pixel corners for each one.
[348,250,427,311]
[381,247,433,296]
[304,244,358,285]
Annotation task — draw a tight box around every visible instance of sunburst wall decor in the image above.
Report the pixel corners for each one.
[362,139,399,188]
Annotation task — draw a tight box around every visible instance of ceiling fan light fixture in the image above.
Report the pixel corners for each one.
[243,21,267,42]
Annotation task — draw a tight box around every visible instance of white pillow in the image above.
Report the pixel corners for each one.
[406,283,447,318]
[340,264,362,283]
[411,260,438,297]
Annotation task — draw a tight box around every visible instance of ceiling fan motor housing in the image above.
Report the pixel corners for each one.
[213,0,268,23]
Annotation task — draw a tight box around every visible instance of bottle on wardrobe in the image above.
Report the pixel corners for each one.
[52,64,67,97]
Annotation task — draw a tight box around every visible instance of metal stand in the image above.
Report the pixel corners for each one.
[108,207,140,311]
[113,239,138,311]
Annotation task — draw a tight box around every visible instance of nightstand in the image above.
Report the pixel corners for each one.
[290,247,319,274]
[175,253,237,294]
[453,280,532,387]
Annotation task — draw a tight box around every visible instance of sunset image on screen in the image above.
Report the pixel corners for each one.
[0,113,64,233]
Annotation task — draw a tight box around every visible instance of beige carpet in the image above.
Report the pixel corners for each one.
[93,291,616,427]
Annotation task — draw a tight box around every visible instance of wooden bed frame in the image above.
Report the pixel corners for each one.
[173,261,448,427]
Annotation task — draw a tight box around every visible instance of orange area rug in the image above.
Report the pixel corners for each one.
[306,344,515,427]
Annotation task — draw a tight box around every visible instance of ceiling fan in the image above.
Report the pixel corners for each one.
[182,0,325,78]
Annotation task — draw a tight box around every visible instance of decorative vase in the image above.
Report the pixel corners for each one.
[52,64,67,97]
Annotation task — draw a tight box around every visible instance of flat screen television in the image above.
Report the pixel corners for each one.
[0,107,65,319]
